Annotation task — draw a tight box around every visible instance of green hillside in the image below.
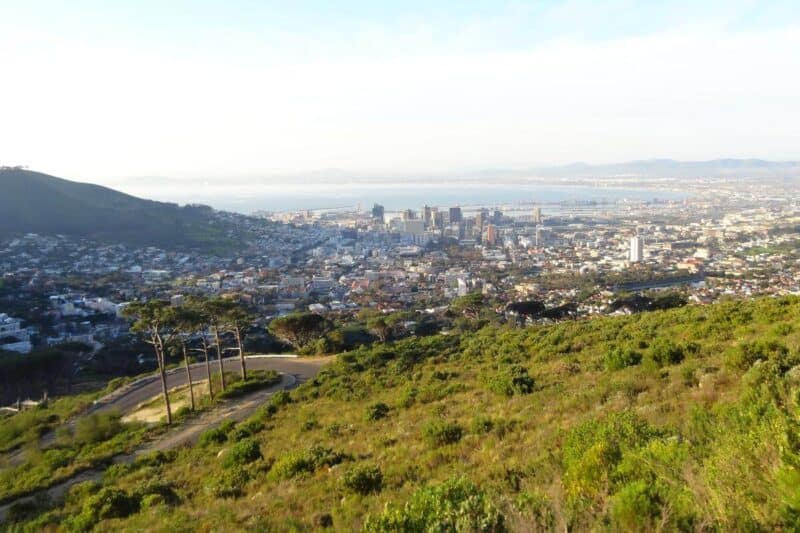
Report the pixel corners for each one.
[0,167,241,251]
[10,297,800,531]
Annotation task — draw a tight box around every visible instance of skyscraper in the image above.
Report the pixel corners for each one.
[372,203,385,224]
[533,207,542,224]
[486,224,497,246]
[630,236,643,262]
[422,205,433,228]
[449,207,463,224]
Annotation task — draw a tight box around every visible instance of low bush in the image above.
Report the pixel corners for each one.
[363,477,505,531]
[484,365,535,396]
[269,452,315,480]
[217,371,281,400]
[608,480,661,531]
[423,421,464,447]
[604,347,642,371]
[229,420,264,442]
[66,487,139,531]
[132,480,179,507]
[207,466,251,498]
[366,402,390,421]
[222,438,262,468]
[342,464,383,495]
[199,427,228,447]
[471,415,495,434]
[515,490,555,531]
[647,339,685,368]
[269,445,347,480]
[73,411,123,445]
[728,340,792,371]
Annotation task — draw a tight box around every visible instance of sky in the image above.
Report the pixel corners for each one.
[1,0,799,184]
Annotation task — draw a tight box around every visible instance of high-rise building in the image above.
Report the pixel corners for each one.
[532,207,543,224]
[433,211,444,230]
[372,203,385,224]
[486,224,497,246]
[422,205,433,228]
[449,207,463,224]
[402,208,417,221]
[630,236,644,262]
[492,209,503,224]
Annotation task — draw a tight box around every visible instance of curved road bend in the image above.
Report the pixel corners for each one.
[0,356,331,522]
[4,356,330,467]
[94,355,331,414]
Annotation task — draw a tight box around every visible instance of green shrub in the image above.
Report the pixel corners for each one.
[64,480,100,507]
[364,477,505,532]
[103,463,133,483]
[66,487,139,530]
[484,365,535,396]
[471,415,494,434]
[562,411,658,511]
[269,452,315,480]
[609,480,661,531]
[133,478,180,507]
[207,466,251,498]
[43,447,77,469]
[217,371,281,399]
[647,339,685,367]
[270,390,292,407]
[134,450,177,468]
[73,411,123,445]
[604,347,642,371]
[515,490,555,531]
[199,427,228,447]
[306,444,347,469]
[223,438,262,468]
[366,402,390,421]
[302,417,320,431]
[728,340,792,370]
[229,420,264,442]
[423,420,464,447]
[269,445,346,480]
[341,464,383,495]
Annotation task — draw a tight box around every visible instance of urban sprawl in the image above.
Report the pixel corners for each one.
[2,179,800,359]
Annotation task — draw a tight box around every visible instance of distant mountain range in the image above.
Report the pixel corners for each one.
[0,167,242,251]
[522,158,800,179]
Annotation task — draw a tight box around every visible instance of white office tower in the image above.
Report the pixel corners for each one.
[630,236,644,262]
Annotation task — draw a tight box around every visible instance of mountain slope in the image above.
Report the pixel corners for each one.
[11,296,800,531]
[0,167,240,251]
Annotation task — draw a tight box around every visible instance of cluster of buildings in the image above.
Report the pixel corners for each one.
[3,180,800,355]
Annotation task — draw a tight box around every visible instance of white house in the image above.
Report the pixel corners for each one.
[0,313,32,354]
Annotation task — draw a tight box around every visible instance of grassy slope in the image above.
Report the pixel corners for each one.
[0,168,242,252]
[13,296,800,531]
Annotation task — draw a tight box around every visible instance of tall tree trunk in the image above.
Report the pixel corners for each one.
[213,324,226,391]
[235,327,247,380]
[201,337,214,401]
[182,342,195,411]
[154,337,172,425]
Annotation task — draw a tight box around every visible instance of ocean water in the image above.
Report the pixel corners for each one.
[128,181,687,214]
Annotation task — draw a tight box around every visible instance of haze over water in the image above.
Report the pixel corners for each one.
[118,182,687,214]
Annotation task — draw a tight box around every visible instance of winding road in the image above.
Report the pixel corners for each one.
[0,355,331,522]
[95,354,330,414]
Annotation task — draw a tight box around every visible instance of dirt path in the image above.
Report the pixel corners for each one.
[0,372,303,523]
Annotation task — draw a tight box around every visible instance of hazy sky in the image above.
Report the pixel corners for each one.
[1,0,799,183]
